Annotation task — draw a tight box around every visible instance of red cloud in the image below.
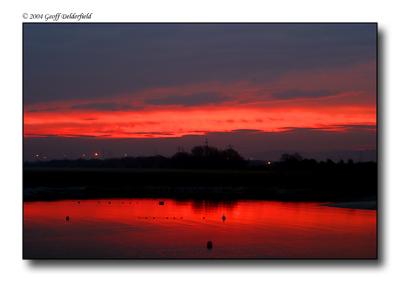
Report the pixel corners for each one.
[24,61,376,139]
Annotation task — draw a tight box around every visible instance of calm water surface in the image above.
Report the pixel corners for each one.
[24,199,376,258]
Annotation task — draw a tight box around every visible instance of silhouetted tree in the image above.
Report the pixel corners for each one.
[171,151,191,168]
[189,145,245,168]
[280,153,303,162]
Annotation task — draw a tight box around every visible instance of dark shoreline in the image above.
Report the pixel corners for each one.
[23,186,377,210]
[322,201,377,210]
[23,167,377,203]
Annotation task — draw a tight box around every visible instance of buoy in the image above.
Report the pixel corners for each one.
[66,216,70,221]
[159,201,165,205]
[207,241,213,249]
[222,214,226,222]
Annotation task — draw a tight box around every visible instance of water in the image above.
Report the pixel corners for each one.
[24,199,376,258]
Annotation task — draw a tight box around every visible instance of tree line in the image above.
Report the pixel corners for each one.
[24,145,376,170]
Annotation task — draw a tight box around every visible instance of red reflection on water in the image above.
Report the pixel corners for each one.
[24,199,376,258]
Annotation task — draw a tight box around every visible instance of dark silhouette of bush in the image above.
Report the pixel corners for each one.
[171,151,192,168]
[280,152,303,163]
[279,153,304,169]
[171,145,245,169]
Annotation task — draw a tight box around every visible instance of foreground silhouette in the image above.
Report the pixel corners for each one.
[24,147,377,202]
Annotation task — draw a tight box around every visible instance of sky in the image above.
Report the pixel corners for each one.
[23,23,377,161]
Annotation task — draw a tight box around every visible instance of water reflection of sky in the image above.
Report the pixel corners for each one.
[24,199,376,258]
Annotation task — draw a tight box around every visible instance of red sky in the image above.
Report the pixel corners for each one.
[24,24,376,160]
[24,61,376,139]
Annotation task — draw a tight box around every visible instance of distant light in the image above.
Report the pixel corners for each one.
[94,152,99,157]
[35,154,39,158]
[82,153,86,157]
[124,153,128,157]
[266,161,272,165]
